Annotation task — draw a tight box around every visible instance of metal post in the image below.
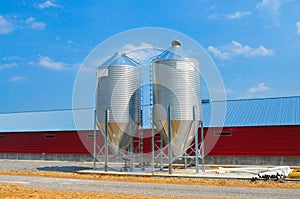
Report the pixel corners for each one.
[168,106,172,175]
[129,110,134,172]
[194,106,199,173]
[104,109,109,172]
[160,136,163,171]
[201,121,205,172]
[93,109,97,170]
[140,110,143,167]
[151,114,155,173]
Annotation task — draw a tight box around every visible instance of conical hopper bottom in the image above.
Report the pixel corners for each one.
[98,122,135,155]
[154,120,199,159]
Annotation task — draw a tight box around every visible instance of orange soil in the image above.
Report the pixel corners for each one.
[0,170,299,189]
[0,183,169,199]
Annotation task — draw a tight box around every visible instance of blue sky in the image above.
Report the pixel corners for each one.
[0,0,300,113]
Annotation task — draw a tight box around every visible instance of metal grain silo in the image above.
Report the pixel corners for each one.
[152,40,201,158]
[96,53,140,154]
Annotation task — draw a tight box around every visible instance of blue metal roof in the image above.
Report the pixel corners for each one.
[202,96,300,127]
[0,109,94,133]
[0,96,299,133]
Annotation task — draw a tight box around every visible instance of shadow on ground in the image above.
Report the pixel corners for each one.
[37,166,93,172]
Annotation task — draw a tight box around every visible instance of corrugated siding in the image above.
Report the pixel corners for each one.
[0,109,94,132]
[203,96,300,127]
[0,96,299,132]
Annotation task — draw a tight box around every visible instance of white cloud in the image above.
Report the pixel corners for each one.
[28,61,35,65]
[26,17,46,30]
[72,62,82,69]
[226,11,251,19]
[257,0,282,26]
[30,21,46,30]
[0,15,15,34]
[38,56,67,71]
[208,41,273,59]
[206,5,217,10]
[207,46,230,59]
[0,63,17,70]
[119,42,154,53]
[3,56,22,61]
[9,76,26,82]
[248,82,270,93]
[208,13,219,20]
[38,0,61,9]
[67,40,75,45]
[297,22,300,34]
[118,42,158,64]
[0,15,46,33]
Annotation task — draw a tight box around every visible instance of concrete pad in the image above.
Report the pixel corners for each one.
[76,167,257,180]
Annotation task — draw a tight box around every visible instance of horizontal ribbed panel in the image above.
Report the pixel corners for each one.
[153,59,201,120]
[0,109,93,132]
[203,96,300,127]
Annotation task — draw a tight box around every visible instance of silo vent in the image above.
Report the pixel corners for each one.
[171,40,181,48]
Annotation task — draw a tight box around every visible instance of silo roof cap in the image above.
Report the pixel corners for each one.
[98,53,139,68]
[153,40,195,61]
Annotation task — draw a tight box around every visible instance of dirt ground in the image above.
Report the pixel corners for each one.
[0,170,300,198]
[1,170,300,189]
[0,183,166,199]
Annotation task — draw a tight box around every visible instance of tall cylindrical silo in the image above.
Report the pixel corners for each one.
[152,40,201,158]
[96,53,140,154]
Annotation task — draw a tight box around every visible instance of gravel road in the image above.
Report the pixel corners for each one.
[1,160,300,198]
[0,159,94,172]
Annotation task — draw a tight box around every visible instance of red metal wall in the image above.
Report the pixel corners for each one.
[0,131,90,154]
[0,125,299,156]
[0,130,150,155]
[204,125,300,156]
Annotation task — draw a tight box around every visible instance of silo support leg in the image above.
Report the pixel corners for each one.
[129,111,134,172]
[201,121,205,172]
[168,106,172,175]
[151,120,155,173]
[93,109,97,170]
[104,109,109,172]
[194,106,199,174]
